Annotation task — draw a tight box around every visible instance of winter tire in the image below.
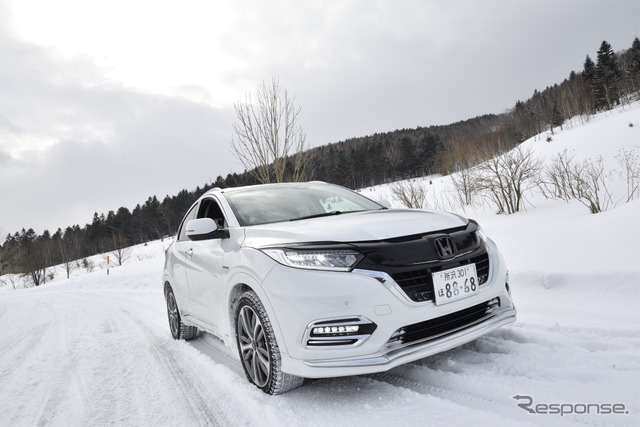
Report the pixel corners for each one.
[165,285,199,340]
[235,290,303,395]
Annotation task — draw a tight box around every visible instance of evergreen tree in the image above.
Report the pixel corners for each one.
[551,101,565,131]
[628,37,640,91]
[583,55,596,81]
[581,55,597,114]
[593,40,622,110]
[0,233,21,274]
[18,228,47,286]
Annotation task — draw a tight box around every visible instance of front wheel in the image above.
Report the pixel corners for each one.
[235,290,303,394]
[165,285,199,340]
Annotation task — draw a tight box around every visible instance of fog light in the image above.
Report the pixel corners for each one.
[306,316,377,347]
[313,325,360,335]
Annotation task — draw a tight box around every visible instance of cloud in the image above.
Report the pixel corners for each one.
[0,34,236,234]
[0,149,10,167]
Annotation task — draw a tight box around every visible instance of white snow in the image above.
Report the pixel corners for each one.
[1,104,639,426]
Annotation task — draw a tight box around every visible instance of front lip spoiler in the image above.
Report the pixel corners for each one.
[303,307,517,369]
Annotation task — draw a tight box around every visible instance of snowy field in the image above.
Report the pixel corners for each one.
[1,104,639,426]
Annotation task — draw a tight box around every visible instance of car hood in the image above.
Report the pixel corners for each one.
[241,209,468,248]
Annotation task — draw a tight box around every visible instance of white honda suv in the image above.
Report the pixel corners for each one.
[163,181,516,394]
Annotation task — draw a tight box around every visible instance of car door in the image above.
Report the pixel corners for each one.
[184,196,228,330]
[169,203,198,313]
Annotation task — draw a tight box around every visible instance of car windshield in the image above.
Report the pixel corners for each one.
[224,184,384,226]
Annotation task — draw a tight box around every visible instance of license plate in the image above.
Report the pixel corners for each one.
[432,264,479,305]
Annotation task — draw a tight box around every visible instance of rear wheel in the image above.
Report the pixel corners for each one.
[165,285,199,340]
[235,290,303,394]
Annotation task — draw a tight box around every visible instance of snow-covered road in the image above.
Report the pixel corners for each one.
[1,257,638,426]
[0,285,230,425]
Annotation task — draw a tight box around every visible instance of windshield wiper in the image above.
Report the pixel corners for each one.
[289,211,344,221]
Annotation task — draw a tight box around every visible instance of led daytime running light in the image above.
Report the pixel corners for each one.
[312,325,360,334]
[263,249,362,271]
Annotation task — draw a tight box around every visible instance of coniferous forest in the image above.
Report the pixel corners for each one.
[2,38,640,283]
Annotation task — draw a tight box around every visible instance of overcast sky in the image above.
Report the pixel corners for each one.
[0,0,638,238]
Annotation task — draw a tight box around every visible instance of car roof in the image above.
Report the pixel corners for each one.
[204,181,331,197]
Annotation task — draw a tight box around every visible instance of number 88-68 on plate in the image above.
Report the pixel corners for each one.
[432,264,479,305]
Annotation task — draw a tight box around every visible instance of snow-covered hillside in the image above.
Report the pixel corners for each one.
[1,105,639,426]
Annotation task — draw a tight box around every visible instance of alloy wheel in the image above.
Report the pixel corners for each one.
[166,291,180,338]
[237,305,271,387]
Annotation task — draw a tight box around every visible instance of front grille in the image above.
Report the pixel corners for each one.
[472,252,490,284]
[391,252,490,302]
[386,298,500,348]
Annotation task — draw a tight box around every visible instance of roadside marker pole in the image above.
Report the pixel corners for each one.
[107,255,110,276]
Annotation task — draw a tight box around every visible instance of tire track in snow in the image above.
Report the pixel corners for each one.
[0,295,92,426]
[368,365,507,416]
[366,328,536,404]
[367,323,640,426]
[117,305,229,426]
[57,290,219,425]
[366,367,540,427]
[2,290,226,426]
[0,324,51,380]
[34,307,94,426]
[0,295,57,374]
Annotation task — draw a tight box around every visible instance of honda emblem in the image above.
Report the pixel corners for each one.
[434,236,456,259]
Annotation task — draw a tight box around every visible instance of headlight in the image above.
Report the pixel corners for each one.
[262,249,363,271]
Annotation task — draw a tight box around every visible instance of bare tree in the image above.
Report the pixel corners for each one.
[231,78,308,183]
[58,239,77,279]
[451,168,478,207]
[471,145,543,214]
[541,149,614,214]
[384,145,402,180]
[577,156,614,213]
[444,137,485,207]
[56,226,82,279]
[539,149,581,201]
[0,274,21,290]
[615,146,640,202]
[390,180,427,209]
[110,232,131,266]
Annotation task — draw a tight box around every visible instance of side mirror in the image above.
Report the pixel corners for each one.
[186,218,229,241]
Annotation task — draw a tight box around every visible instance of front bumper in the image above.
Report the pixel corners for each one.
[258,240,516,378]
[302,303,516,375]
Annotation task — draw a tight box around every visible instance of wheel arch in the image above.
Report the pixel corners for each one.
[163,279,172,295]
[164,279,187,319]
[226,275,289,356]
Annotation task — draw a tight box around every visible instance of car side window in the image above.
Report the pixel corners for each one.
[197,198,227,229]
[177,204,198,241]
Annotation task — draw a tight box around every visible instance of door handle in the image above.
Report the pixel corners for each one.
[187,248,194,258]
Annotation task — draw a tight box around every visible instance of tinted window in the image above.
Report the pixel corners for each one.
[197,198,227,229]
